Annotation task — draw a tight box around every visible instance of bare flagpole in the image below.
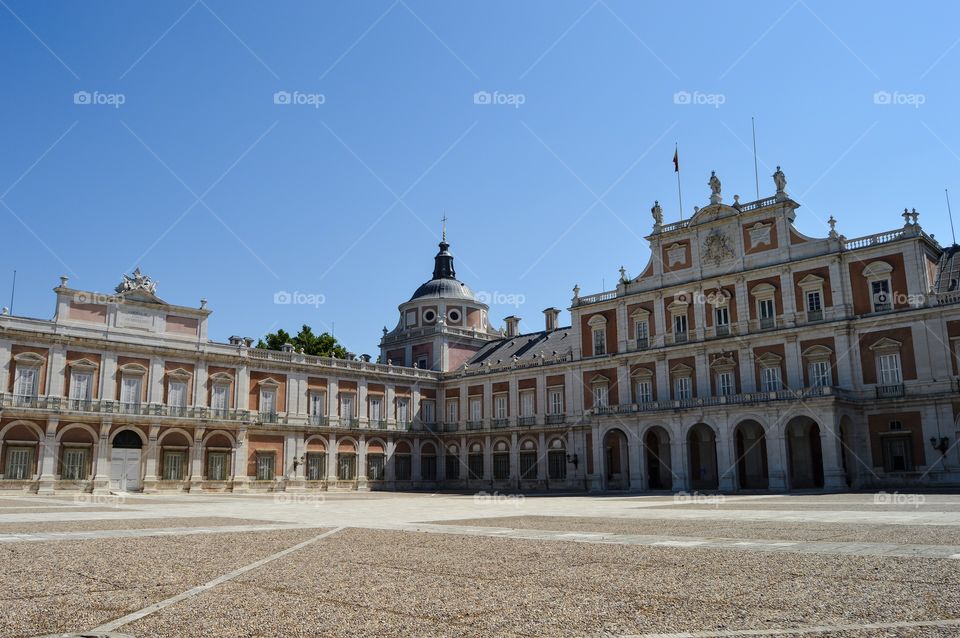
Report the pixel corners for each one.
[752,117,760,200]
[9,270,15,314]
[947,189,957,245]
[675,144,684,220]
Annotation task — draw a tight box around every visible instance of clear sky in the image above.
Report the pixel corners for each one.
[2,1,958,355]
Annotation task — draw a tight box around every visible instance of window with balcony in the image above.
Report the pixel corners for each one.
[446,399,459,425]
[69,370,93,410]
[592,381,609,408]
[714,306,730,336]
[673,313,688,343]
[878,352,902,385]
[421,400,435,424]
[717,371,735,396]
[309,391,326,424]
[548,388,564,415]
[61,448,88,480]
[810,360,831,387]
[12,354,42,406]
[761,365,782,392]
[167,380,187,416]
[259,386,277,421]
[673,376,692,401]
[520,391,534,418]
[469,397,482,423]
[758,298,776,329]
[493,394,508,420]
[395,397,409,424]
[341,394,355,425]
[635,379,653,404]
[369,396,382,424]
[631,308,651,350]
[120,373,144,414]
[211,383,230,417]
[806,290,823,321]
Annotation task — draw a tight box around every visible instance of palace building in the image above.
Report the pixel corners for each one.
[2,167,959,494]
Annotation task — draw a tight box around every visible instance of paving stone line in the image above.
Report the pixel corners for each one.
[0,523,319,543]
[388,523,960,560]
[89,526,345,633]
[614,616,960,637]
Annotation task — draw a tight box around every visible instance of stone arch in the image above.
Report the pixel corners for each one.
[0,420,43,441]
[201,430,234,482]
[734,419,768,490]
[55,422,98,443]
[157,427,193,446]
[202,430,237,448]
[687,423,718,490]
[643,425,672,490]
[110,427,146,448]
[0,420,43,479]
[785,416,824,489]
[602,427,630,490]
[420,441,437,455]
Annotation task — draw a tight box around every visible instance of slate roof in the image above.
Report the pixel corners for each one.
[466,327,573,366]
[933,244,960,293]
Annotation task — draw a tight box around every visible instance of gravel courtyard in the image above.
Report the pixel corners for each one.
[1,491,959,637]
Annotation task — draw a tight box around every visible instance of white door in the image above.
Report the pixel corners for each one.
[110,448,141,491]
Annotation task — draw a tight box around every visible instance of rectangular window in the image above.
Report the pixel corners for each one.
[445,454,460,480]
[395,398,408,423]
[717,371,734,396]
[367,454,385,480]
[341,395,354,421]
[635,320,649,348]
[674,314,688,339]
[309,391,325,417]
[592,328,606,355]
[4,447,33,480]
[761,366,782,392]
[259,388,277,415]
[395,455,412,480]
[121,376,142,413]
[882,436,913,472]
[421,400,435,424]
[207,452,227,481]
[62,448,88,480]
[715,306,730,327]
[211,384,229,416]
[872,279,892,312]
[592,384,608,408]
[635,380,653,404]
[69,371,93,408]
[468,454,484,479]
[168,381,187,415]
[367,396,381,423]
[14,366,39,403]
[493,454,510,480]
[759,298,775,319]
[810,361,831,387]
[306,453,326,481]
[674,376,692,400]
[520,392,534,417]
[446,399,459,424]
[548,388,564,415]
[548,451,567,480]
[162,451,186,481]
[494,394,508,419]
[806,290,822,312]
[519,452,537,479]
[256,453,275,480]
[469,397,482,422]
[878,352,902,385]
[421,455,437,481]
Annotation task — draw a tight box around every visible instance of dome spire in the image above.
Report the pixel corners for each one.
[432,217,456,280]
[441,212,447,242]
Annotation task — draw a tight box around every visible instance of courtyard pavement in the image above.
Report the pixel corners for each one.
[1,490,959,637]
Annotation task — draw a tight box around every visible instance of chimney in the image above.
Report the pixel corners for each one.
[504,315,521,338]
[543,307,561,332]
[228,335,243,346]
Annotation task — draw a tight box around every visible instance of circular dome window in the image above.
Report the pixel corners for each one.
[423,309,436,322]
[448,309,461,322]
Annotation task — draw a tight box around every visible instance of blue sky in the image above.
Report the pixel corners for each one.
[1,1,958,355]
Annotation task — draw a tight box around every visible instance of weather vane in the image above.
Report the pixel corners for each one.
[441,213,448,241]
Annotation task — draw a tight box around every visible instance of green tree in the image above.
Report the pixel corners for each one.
[256,324,348,358]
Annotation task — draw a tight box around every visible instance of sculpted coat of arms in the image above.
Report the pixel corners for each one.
[702,230,734,266]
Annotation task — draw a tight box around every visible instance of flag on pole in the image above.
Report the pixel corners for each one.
[673,147,679,173]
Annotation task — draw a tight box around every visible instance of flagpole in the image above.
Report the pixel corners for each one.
[751,117,760,200]
[675,144,684,220]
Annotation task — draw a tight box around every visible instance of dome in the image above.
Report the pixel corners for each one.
[409,277,477,302]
